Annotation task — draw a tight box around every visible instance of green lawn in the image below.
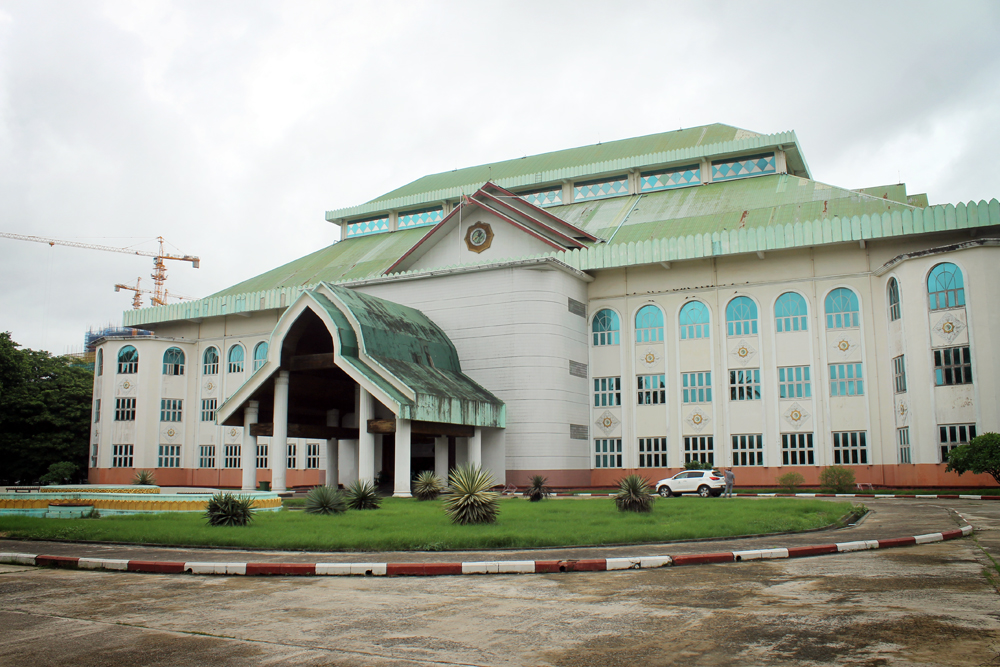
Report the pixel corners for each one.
[0,497,851,552]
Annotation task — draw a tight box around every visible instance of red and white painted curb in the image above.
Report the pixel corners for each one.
[0,525,973,577]
[559,493,1000,500]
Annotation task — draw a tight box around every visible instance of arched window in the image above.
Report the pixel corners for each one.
[635,305,664,343]
[203,347,219,375]
[679,301,710,340]
[825,288,859,329]
[96,349,103,376]
[253,342,268,371]
[726,296,758,336]
[162,347,185,376]
[887,278,901,321]
[775,292,808,332]
[927,262,965,311]
[117,346,139,374]
[228,344,245,373]
[592,309,620,346]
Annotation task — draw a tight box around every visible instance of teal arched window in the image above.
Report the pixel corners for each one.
[825,288,859,329]
[887,278,901,321]
[253,342,268,371]
[592,309,620,346]
[228,344,245,373]
[117,346,138,374]
[162,347,185,376]
[775,292,808,332]
[96,349,103,376]
[927,263,965,310]
[635,305,664,343]
[203,347,219,375]
[726,296,758,336]
[679,301,710,340]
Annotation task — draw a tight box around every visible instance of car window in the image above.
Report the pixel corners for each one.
[690,471,704,478]
[675,472,689,479]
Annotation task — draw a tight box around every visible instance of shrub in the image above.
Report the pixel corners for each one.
[522,475,551,502]
[443,463,499,525]
[345,479,382,510]
[133,469,157,486]
[819,466,856,494]
[614,474,655,513]
[304,485,346,515]
[777,471,805,493]
[81,507,101,519]
[205,493,255,527]
[412,470,444,501]
[684,460,712,471]
[946,432,1000,485]
[39,461,78,485]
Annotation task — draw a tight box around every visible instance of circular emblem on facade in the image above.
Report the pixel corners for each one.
[838,340,851,352]
[166,428,176,438]
[206,381,214,391]
[602,416,614,429]
[464,222,494,254]
[691,414,704,425]
[122,380,131,390]
[737,345,750,358]
[229,427,238,437]
[644,352,656,364]
[789,410,802,422]
[942,321,955,334]
[897,402,908,418]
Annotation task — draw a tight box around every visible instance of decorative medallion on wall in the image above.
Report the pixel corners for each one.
[895,398,909,425]
[932,313,966,344]
[833,336,859,359]
[160,425,181,444]
[92,426,100,441]
[640,348,662,369]
[595,410,621,435]
[116,379,137,397]
[202,380,218,396]
[782,403,810,430]
[730,340,757,366]
[225,426,242,444]
[685,407,711,433]
[464,221,494,254]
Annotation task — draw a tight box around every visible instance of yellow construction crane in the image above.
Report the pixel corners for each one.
[114,277,196,310]
[0,233,200,307]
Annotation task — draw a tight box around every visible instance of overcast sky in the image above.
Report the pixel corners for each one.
[1,0,998,354]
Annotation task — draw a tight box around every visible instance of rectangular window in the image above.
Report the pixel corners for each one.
[287,443,297,470]
[111,444,133,468]
[158,444,181,468]
[224,445,241,469]
[893,355,907,393]
[201,398,217,422]
[939,423,977,461]
[199,445,216,468]
[684,436,714,465]
[90,443,98,468]
[898,427,911,464]
[594,377,622,407]
[730,369,761,401]
[160,399,183,422]
[306,442,320,469]
[637,374,666,405]
[682,372,712,403]
[94,399,101,423]
[829,363,864,396]
[204,357,219,376]
[934,346,972,386]
[781,433,814,465]
[732,434,764,466]
[833,431,868,465]
[114,398,136,421]
[638,437,667,468]
[594,439,622,468]
[778,366,811,399]
[256,444,268,469]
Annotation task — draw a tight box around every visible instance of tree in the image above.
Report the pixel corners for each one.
[0,332,92,485]
[946,433,1000,485]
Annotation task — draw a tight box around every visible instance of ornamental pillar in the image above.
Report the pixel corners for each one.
[271,371,289,492]
[240,400,259,491]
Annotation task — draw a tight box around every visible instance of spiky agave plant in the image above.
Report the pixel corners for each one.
[614,474,655,513]
[412,470,444,501]
[133,469,157,486]
[304,485,347,515]
[522,475,551,502]
[344,479,382,510]
[205,492,256,526]
[443,463,499,525]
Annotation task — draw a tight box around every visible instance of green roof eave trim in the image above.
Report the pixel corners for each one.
[325,130,808,221]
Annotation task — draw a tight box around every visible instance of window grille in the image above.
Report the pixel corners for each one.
[111,444,133,468]
[730,369,761,401]
[158,444,181,468]
[224,445,241,469]
[833,431,868,465]
[635,305,664,343]
[117,346,139,374]
[253,342,268,371]
[637,374,665,405]
[306,442,320,469]
[594,377,621,407]
[781,433,814,465]
[228,345,245,373]
[592,310,620,346]
[160,399,183,422]
[569,424,589,440]
[114,398,136,421]
[732,434,764,466]
[594,439,622,468]
[726,296,758,336]
[638,437,667,467]
[825,288,860,329]
[682,372,712,403]
[162,347,185,376]
[888,278,901,321]
[830,363,864,396]
[201,398,217,422]
[97,349,103,376]
[90,444,98,468]
[679,301,710,339]
[928,263,965,311]
[199,445,216,468]
[775,292,808,332]
[203,347,219,375]
[684,436,714,465]
[94,399,101,423]
[256,444,268,469]
[893,355,907,393]
[898,428,911,464]
[287,443,297,469]
[934,347,972,386]
[778,366,811,399]
[939,423,976,461]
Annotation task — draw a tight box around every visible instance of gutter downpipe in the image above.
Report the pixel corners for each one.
[605,194,643,245]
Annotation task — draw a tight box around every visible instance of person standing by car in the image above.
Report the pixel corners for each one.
[724,468,735,498]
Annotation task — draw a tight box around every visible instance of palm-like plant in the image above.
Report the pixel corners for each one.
[443,463,499,525]
[345,479,382,510]
[304,485,347,515]
[522,475,551,502]
[133,469,157,486]
[205,492,256,526]
[412,470,444,501]
[614,474,655,513]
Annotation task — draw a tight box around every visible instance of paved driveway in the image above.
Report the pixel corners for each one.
[1,497,998,666]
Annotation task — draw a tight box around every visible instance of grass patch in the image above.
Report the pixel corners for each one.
[0,497,849,552]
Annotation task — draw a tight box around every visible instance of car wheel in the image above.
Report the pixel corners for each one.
[697,485,711,498]
[658,486,672,498]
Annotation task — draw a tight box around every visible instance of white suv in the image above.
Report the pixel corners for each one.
[655,470,726,497]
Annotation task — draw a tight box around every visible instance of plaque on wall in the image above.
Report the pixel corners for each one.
[464,221,494,253]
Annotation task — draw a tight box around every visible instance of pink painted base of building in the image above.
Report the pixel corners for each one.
[89,468,325,489]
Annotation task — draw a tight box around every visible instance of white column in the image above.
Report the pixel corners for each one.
[434,436,448,481]
[325,409,340,488]
[468,427,482,467]
[240,401,259,490]
[358,385,375,483]
[271,371,289,492]
[394,418,412,497]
